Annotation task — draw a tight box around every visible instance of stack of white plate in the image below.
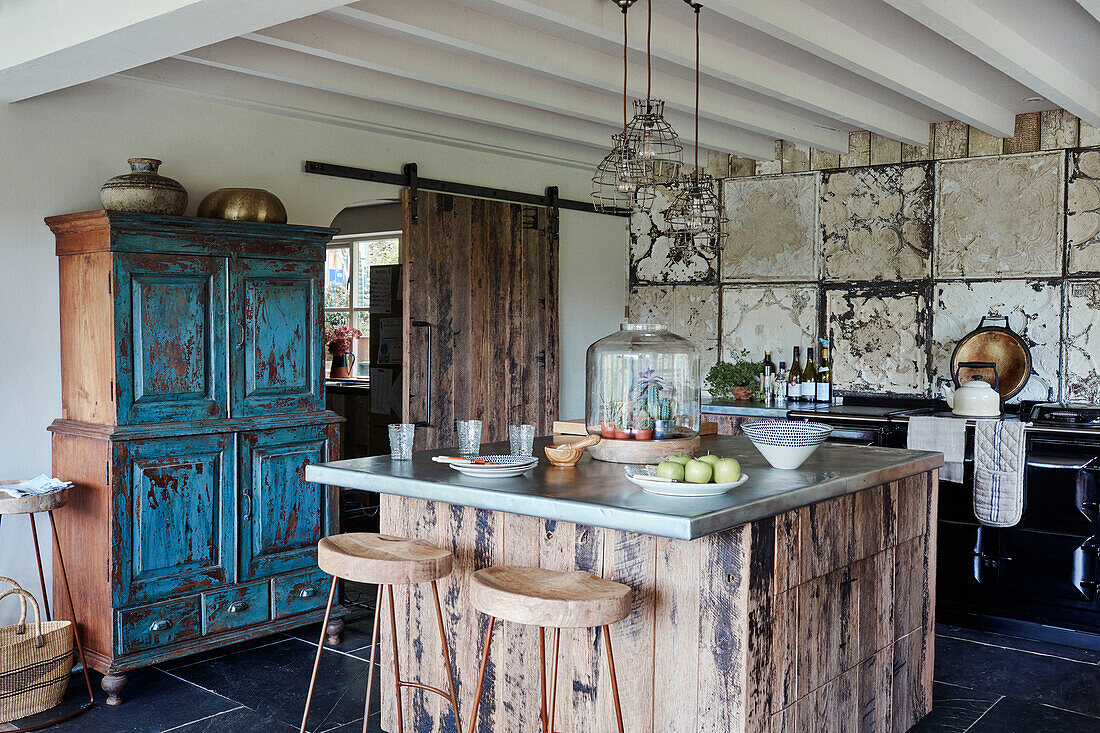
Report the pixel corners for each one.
[446,455,538,478]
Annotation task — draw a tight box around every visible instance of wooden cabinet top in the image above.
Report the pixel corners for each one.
[46,209,337,259]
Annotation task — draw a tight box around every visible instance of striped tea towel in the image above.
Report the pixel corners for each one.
[907,416,965,483]
[973,419,1028,527]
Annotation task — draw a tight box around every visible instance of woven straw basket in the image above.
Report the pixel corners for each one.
[0,577,73,723]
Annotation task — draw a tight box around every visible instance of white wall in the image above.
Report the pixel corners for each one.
[0,79,626,621]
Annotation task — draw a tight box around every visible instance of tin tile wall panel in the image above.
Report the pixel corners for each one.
[821,164,932,282]
[720,284,819,361]
[722,173,817,282]
[630,185,719,284]
[628,284,720,374]
[934,152,1064,279]
[1068,149,1100,274]
[931,280,1062,403]
[1065,280,1100,402]
[825,287,929,395]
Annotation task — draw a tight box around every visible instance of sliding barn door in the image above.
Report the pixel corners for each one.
[401,189,559,450]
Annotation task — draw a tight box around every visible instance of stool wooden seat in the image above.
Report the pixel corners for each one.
[470,566,631,628]
[301,533,460,733]
[318,533,453,585]
[467,566,631,733]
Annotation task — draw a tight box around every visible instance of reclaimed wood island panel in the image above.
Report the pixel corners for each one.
[308,436,942,732]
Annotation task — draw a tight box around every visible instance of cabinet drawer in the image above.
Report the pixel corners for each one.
[202,582,270,635]
[118,596,202,656]
[272,569,331,618]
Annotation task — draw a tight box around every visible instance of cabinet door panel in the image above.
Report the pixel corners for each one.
[116,253,228,424]
[239,425,336,579]
[113,435,235,606]
[231,259,322,416]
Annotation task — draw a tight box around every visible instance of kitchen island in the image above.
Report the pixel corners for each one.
[307,435,942,733]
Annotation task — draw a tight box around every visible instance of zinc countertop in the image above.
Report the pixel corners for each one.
[306,435,942,541]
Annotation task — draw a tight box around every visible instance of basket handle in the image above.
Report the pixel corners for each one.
[0,586,44,645]
[0,576,29,632]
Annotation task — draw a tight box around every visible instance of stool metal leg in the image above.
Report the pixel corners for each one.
[549,628,560,733]
[602,626,625,733]
[29,514,51,621]
[386,584,405,733]
[466,615,496,733]
[360,584,383,733]
[299,576,339,733]
[429,580,462,731]
[538,628,548,733]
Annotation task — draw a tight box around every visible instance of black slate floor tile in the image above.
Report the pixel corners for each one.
[159,633,292,671]
[909,682,1000,732]
[165,636,370,731]
[934,634,1100,717]
[936,623,1100,664]
[9,667,235,732]
[968,696,1100,732]
[288,613,379,660]
[163,705,299,732]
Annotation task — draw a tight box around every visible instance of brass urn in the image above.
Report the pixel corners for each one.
[197,188,288,224]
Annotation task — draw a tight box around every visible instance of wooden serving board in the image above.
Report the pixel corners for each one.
[586,435,701,464]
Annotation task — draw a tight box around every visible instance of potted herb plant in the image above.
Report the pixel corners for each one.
[705,349,763,401]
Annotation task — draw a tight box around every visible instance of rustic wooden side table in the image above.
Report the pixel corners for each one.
[0,482,95,730]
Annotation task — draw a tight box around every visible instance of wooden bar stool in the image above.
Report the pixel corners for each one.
[299,533,460,733]
[466,566,632,733]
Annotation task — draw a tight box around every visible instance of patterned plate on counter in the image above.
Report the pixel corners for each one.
[450,455,538,478]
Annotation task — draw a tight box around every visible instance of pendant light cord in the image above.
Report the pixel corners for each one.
[693,4,700,176]
[647,0,652,101]
[623,4,629,130]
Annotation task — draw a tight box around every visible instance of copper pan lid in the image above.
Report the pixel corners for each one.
[949,316,1031,400]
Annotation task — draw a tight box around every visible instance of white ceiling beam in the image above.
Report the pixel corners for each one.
[247,16,781,157]
[1074,0,1100,24]
[177,39,622,153]
[882,0,1100,127]
[114,58,608,172]
[0,0,352,103]
[699,0,1017,137]
[323,2,849,152]
[446,0,932,145]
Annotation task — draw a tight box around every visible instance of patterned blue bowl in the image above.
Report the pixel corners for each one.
[742,420,832,447]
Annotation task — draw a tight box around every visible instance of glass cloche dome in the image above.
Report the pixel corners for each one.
[585,323,701,441]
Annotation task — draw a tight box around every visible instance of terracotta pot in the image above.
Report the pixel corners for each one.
[100,158,188,215]
[634,429,653,441]
[732,386,753,400]
[612,429,631,440]
[329,352,356,379]
[599,421,616,437]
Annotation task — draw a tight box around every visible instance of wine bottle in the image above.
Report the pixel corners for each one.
[817,338,833,404]
[801,347,818,401]
[762,350,776,404]
[787,347,802,402]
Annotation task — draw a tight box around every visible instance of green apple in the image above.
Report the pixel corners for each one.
[655,461,685,481]
[666,454,691,465]
[683,459,713,484]
[696,453,721,466]
[713,458,741,484]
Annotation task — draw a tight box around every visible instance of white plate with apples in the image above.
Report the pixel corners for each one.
[624,454,748,497]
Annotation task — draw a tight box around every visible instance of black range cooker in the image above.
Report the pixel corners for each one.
[789,397,1100,650]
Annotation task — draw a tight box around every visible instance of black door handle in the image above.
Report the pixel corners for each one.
[410,320,432,427]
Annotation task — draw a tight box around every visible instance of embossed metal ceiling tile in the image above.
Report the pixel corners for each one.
[933,151,1065,280]
[720,284,819,360]
[721,172,818,283]
[630,184,718,285]
[820,163,932,283]
[1064,279,1100,403]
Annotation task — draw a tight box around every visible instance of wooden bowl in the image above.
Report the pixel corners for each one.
[544,435,600,467]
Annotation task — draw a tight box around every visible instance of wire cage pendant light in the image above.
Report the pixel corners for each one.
[667,1,726,250]
[592,0,656,212]
[623,0,683,188]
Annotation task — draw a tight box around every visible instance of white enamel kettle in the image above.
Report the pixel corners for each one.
[940,361,1001,417]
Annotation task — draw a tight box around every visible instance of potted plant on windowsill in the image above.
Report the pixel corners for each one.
[326,324,362,379]
[705,349,763,401]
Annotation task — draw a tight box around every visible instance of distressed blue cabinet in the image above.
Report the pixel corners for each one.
[47,211,341,694]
